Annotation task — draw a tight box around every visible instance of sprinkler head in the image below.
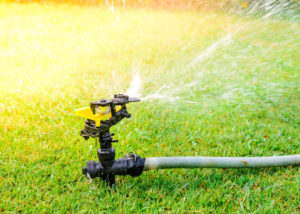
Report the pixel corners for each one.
[75,94,140,134]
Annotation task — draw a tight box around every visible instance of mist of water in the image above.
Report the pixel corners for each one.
[123,0,299,109]
[126,72,142,98]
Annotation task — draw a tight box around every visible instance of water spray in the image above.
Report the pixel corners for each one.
[76,94,300,187]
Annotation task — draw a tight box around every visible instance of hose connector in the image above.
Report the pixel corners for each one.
[82,154,145,181]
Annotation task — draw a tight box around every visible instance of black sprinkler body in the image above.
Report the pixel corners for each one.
[77,94,144,186]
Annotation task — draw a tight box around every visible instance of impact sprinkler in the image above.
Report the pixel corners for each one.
[76,94,300,187]
[76,94,144,186]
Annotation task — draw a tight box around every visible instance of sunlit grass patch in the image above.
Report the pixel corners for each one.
[0,2,299,213]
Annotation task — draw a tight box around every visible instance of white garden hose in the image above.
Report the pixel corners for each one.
[143,155,300,170]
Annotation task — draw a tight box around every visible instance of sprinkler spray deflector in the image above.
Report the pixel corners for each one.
[76,94,300,187]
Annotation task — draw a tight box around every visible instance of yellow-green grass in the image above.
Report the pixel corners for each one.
[0,2,299,212]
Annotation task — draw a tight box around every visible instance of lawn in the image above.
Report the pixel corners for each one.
[0,2,299,213]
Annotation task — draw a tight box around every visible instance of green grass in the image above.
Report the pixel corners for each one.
[0,2,299,213]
